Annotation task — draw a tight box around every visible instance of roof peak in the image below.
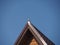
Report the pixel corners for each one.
[27,18,31,25]
[28,20,31,25]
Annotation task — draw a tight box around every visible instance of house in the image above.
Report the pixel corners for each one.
[14,20,55,45]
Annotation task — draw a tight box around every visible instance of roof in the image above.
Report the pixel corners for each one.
[14,21,55,45]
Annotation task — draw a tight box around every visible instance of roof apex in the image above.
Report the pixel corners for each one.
[28,20,31,25]
[27,18,31,25]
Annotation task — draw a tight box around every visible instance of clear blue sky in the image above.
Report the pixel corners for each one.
[0,0,60,45]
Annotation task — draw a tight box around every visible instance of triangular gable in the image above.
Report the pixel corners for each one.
[14,21,55,45]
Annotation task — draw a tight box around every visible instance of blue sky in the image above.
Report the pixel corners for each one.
[0,0,60,45]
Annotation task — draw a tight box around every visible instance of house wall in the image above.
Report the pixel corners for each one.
[29,38,38,45]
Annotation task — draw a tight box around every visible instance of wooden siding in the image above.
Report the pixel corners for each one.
[29,38,38,45]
